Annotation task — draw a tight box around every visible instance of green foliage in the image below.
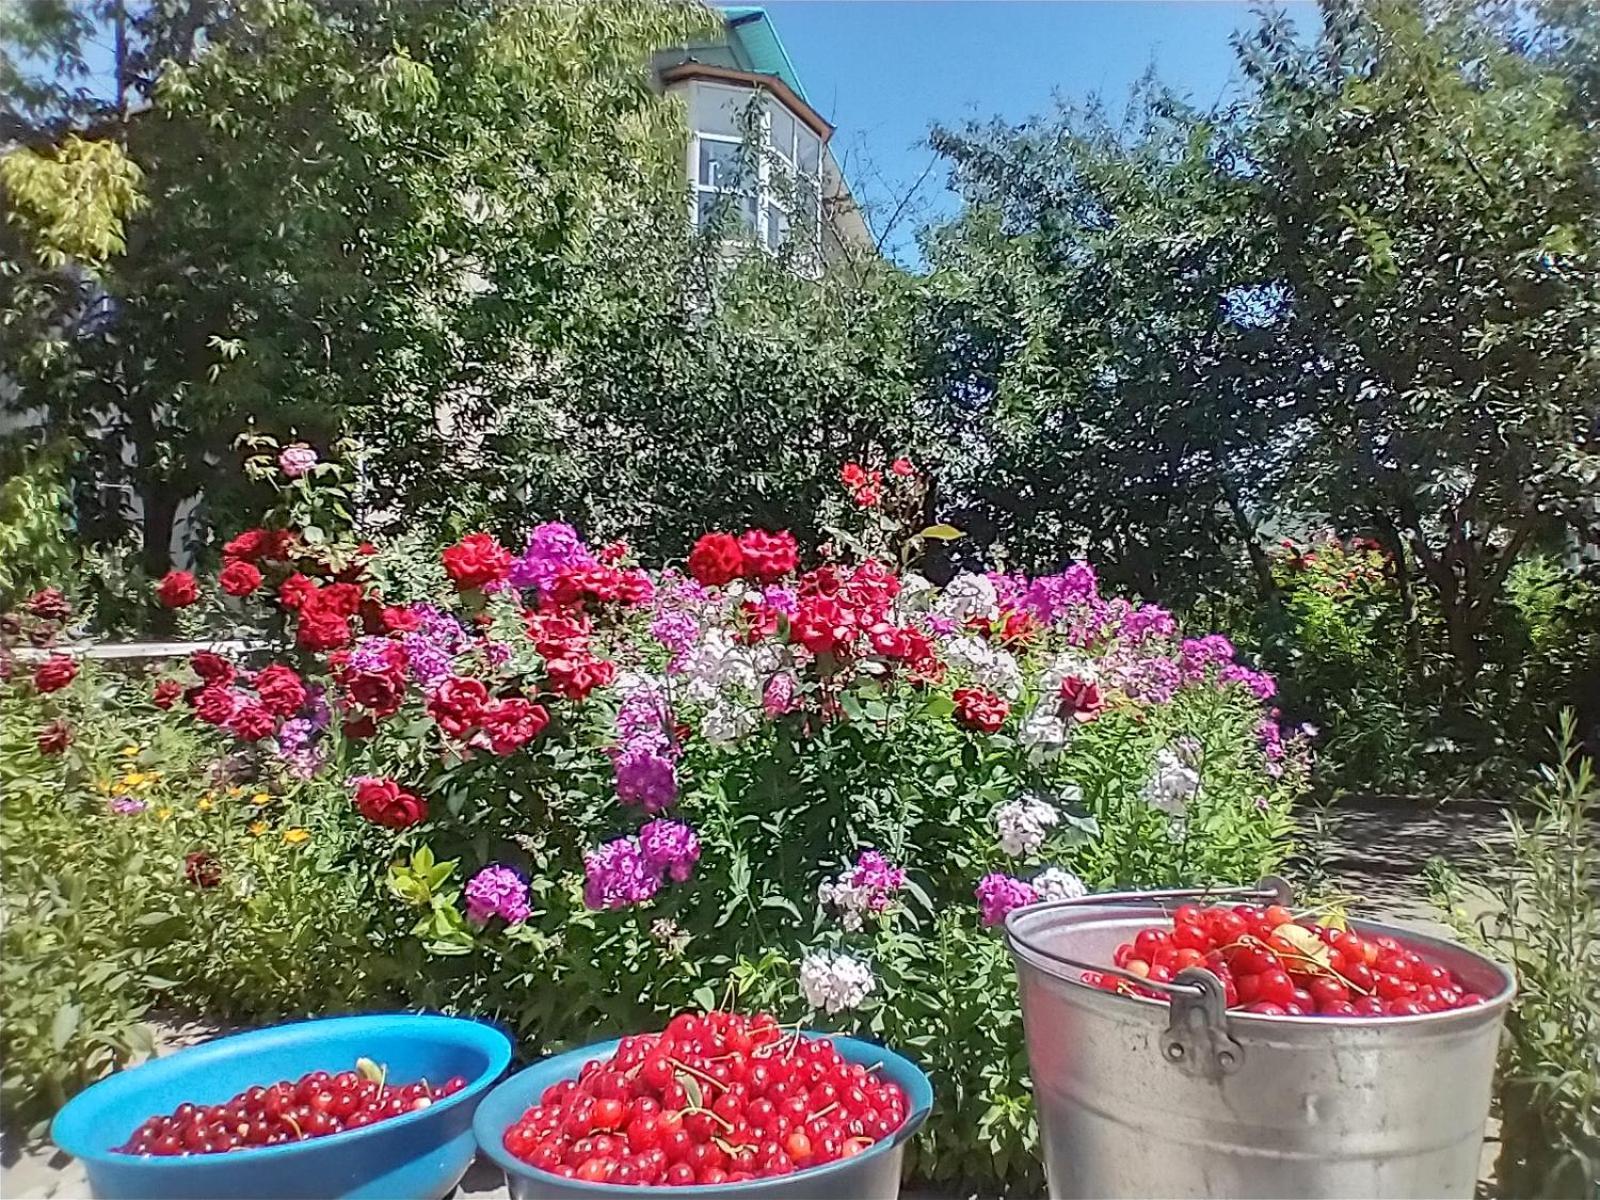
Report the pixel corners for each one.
[0,446,75,606]
[1436,715,1600,1197]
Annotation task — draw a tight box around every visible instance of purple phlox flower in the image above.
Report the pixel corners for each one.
[1220,662,1277,700]
[639,819,701,883]
[583,837,662,910]
[975,872,1038,927]
[760,584,798,617]
[925,614,958,637]
[1179,634,1237,679]
[305,684,331,729]
[849,850,907,912]
[1022,563,1099,625]
[402,631,455,687]
[465,863,531,926]
[649,609,701,670]
[348,635,398,675]
[986,572,1028,613]
[409,604,469,653]
[482,640,513,668]
[762,672,797,717]
[611,677,679,811]
[507,522,594,593]
[1118,602,1178,645]
[277,717,315,754]
[109,795,147,815]
[282,747,326,780]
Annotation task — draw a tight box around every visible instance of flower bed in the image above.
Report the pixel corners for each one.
[2,450,1306,1187]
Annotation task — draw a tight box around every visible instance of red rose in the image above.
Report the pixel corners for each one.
[427,675,490,738]
[347,659,408,717]
[254,663,307,718]
[738,529,799,583]
[953,686,1010,734]
[890,458,915,477]
[342,714,377,741]
[155,570,200,608]
[997,609,1041,646]
[27,587,71,622]
[190,686,238,726]
[278,573,317,611]
[296,600,352,652]
[320,582,364,617]
[184,851,223,889]
[381,605,421,633]
[33,653,78,693]
[190,650,235,686]
[544,652,615,702]
[222,528,270,561]
[227,700,276,742]
[352,777,427,829]
[687,532,744,587]
[219,559,263,597]
[524,609,591,659]
[1058,675,1106,723]
[479,697,549,755]
[790,596,855,657]
[855,486,880,507]
[37,718,73,755]
[442,532,511,591]
[840,462,868,489]
[152,679,183,710]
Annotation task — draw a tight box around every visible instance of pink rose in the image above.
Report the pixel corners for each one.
[278,444,318,478]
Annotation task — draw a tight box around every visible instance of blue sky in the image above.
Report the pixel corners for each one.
[747,2,1315,259]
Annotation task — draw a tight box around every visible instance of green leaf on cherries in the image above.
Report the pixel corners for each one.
[356,1056,386,1083]
[1273,924,1333,972]
[678,1072,703,1109]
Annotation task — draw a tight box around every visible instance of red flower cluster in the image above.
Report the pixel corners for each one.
[155,570,200,609]
[443,533,512,592]
[686,529,799,588]
[184,851,223,889]
[221,528,292,563]
[840,462,883,507]
[788,562,924,674]
[1058,675,1105,723]
[546,653,616,702]
[523,606,615,703]
[294,582,364,652]
[219,559,264,598]
[152,679,183,710]
[33,653,78,693]
[352,777,427,829]
[338,644,408,719]
[180,651,308,743]
[26,588,71,622]
[37,718,73,755]
[953,686,1009,733]
[255,663,308,718]
[546,564,652,608]
[427,676,490,739]
[479,696,550,755]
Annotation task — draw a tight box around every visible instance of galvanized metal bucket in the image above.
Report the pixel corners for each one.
[1005,879,1515,1199]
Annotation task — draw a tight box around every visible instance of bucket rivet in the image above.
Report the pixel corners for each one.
[1166,1045,1184,1061]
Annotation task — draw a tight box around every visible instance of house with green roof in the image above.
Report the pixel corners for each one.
[652,6,873,268]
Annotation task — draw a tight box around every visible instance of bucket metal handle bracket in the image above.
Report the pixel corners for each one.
[1161,968,1244,1079]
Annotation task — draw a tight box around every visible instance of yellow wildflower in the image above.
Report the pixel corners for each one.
[251,791,272,806]
[283,828,311,845]
[156,807,173,821]
[197,797,214,812]
[120,745,140,758]
[248,820,268,837]
[122,772,149,788]
[228,785,245,798]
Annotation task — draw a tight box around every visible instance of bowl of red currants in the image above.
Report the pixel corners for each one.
[473,1010,934,1198]
[50,1012,512,1200]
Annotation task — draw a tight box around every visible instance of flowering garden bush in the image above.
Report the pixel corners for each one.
[1,445,1306,1186]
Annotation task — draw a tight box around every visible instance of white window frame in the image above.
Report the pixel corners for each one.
[686,81,823,266]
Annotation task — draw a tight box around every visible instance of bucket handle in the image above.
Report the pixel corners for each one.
[1005,876,1293,1079]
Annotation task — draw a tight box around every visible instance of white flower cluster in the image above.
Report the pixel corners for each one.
[944,634,1024,699]
[1033,867,1088,901]
[817,876,872,931]
[700,699,759,746]
[894,572,938,617]
[798,950,876,1014]
[1143,746,1201,815]
[936,572,1000,625]
[1019,706,1070,761]
[1039,652,1100,693]
[680,628,762,703]
[993,794,1061,858]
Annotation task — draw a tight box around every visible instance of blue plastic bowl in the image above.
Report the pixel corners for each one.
[51,1013,513,1200]
[473,1032,933,1199]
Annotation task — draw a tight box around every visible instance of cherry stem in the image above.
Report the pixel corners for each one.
[667,1057,725,1092]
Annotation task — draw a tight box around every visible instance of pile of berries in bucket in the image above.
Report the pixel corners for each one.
[113,1061,466,1154]
[1083,903,1489,1016]
[502,1010,909,1186]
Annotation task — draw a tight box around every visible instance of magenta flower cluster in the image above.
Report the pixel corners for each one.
[611,678,678,812]
[584,820,700,910]
[976,872,1038,927]
[465,864,531,926]
[507,522,593,594]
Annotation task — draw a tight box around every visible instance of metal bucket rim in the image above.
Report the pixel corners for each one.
[1006,899,1516,1026]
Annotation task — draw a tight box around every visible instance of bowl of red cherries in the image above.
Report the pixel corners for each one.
[473,1009,933,1198]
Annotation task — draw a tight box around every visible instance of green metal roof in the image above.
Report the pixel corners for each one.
[719,6,809,102]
